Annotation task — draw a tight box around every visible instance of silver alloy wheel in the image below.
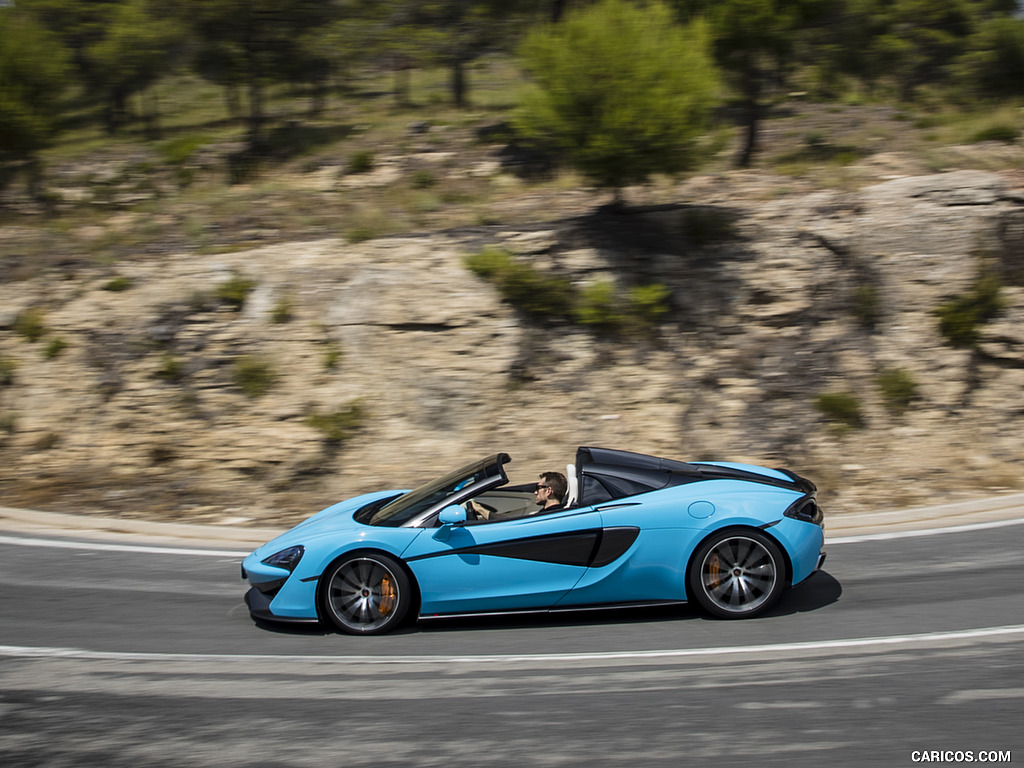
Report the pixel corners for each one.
[324,556,403,633]
[698,534,779,614]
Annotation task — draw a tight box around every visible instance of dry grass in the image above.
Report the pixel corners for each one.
[2,57,1022,281]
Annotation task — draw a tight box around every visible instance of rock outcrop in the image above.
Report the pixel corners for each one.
[1,170,1022,525]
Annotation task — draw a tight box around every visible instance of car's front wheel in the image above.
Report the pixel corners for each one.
[320,553,412,635]
[688,529,785,619]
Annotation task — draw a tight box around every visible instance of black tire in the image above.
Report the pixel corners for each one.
[320,552,412,635]
[688,529,785,619]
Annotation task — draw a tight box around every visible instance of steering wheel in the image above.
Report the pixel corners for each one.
[467,500,498,521]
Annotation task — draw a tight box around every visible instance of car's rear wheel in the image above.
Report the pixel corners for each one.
[688,530,784,619]
[320,553,411,635]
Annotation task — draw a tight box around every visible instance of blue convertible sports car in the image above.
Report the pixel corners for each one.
[242,447,826,635]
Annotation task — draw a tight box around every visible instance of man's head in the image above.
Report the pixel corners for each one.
[534,471,568,508]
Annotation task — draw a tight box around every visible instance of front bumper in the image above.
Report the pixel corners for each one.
[244,586,320,624]
[241,554,321,623]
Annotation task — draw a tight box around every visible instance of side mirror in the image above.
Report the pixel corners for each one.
[438,505,467,526]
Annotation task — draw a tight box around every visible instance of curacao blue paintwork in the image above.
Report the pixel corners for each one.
[242,447,826,630]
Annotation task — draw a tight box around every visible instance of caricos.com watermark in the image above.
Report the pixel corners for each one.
[911,751,1012,763]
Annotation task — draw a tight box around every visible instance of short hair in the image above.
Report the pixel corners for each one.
[539,471,568,503]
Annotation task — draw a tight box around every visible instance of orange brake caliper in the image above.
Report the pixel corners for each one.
[708,552,721,590]
[378,575,396,616]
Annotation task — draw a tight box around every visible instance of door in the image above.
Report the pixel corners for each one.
[403,508,603,616]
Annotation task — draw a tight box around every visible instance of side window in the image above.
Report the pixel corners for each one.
[581,475,614,505]
[600,475,658,499]
[581,473,658,505]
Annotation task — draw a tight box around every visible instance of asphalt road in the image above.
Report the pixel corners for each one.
[1,514,1022,767]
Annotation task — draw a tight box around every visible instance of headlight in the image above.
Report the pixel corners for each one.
[262,545,304,572]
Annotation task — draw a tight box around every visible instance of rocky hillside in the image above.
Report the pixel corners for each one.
[1,163,1023,527]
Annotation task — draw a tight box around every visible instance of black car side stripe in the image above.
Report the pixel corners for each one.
[406,530,598,567]
[405,527,640,568]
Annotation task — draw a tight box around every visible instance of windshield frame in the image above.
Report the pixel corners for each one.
[368,453,511,527]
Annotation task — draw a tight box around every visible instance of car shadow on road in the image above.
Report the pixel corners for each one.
[415,571,842,634]
[416,604,697,635]
[764,569,843,618]
[246,603,695,637]
[245,570,842,636]
[250,617,333,636]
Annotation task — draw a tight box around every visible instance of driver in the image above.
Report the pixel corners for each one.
[534,471,568,512]
[469,471,568,520]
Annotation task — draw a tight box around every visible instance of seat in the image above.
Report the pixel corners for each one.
[565,464,579,508]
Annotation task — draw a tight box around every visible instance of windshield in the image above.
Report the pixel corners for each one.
[368,454,510,527]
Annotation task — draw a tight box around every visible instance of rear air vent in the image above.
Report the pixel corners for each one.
[784,498,823,525]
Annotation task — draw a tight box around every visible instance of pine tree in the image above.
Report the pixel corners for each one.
[515,0,720,202]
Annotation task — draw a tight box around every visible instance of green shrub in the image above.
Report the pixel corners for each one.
[574,281,670,334]
[102,276,133,292]
[0,358,16,386]
[411,170,437,189]
[804,130,827,149]
[465,247,572,319]
[232,355,277,398]
[501,263,573,317]
[815,391,865,430]
[346,150,375,174]
[573,280,624,330]
[13,308,47,342]
[44,337,68,359]
[346,225,381,244]
[306,401,366,447]
[627,283,671,326]
[157,134,209,165]
[935,273,1005,346]
[877,368,919,414]
[464,245,510,280]
[344,207,390,243]
[969,124,1021,144]
[323,344,342,370]
[852,284,882,330]
[217,270,257,311]
[468,247,670,333]
[155,353,184,382]
[271,295,294,324]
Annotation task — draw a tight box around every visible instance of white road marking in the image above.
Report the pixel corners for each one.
[0,535,246,558]
[940,687,1024,704]
[0,624,1022,665]
[826,516,1024,545]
